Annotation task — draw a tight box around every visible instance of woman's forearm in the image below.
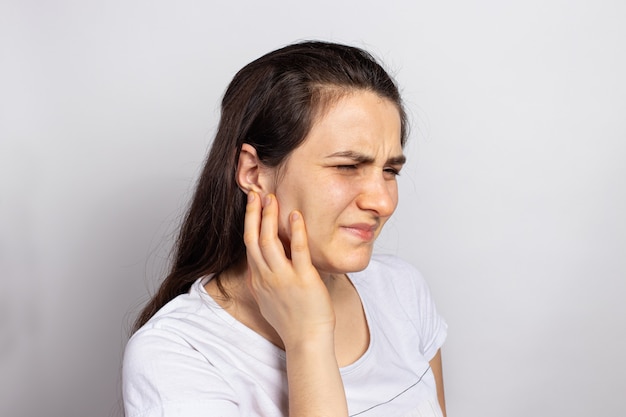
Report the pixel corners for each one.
[285,334,348,417]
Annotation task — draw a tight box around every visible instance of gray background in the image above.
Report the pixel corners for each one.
[2,0,625,416]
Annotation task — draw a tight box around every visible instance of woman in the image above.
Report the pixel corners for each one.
[123,41,447,417]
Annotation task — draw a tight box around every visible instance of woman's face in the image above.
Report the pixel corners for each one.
[272,90,405,276]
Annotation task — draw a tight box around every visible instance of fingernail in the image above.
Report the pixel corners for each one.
[263,194,271,207]
[248,191,255,203]
[291,211,300,222]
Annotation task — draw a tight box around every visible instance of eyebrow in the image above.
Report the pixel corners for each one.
[325,150,406,165]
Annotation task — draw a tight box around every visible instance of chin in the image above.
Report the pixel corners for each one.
[314,247,374,275]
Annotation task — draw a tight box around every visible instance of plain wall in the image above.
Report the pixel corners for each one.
[1,1,625,416]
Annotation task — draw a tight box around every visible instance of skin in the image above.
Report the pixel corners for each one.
[206,90,446,416]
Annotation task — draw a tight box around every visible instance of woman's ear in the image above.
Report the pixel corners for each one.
[236,143,269,194]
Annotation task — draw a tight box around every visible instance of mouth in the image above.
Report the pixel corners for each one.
[341,223,379,242]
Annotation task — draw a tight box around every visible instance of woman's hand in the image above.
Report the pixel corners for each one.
[243,191,336,350]
[243,191,349,417]
[244,191,348,416]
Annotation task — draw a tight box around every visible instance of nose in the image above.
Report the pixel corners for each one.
[356,173,398,217]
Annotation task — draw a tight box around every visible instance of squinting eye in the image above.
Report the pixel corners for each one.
[336,165,358,170]
[384,167,401,176]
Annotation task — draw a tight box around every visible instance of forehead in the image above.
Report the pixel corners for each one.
[300,90,403,157]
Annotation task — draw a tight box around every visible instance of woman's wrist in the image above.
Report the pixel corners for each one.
[282,326,336,356]
[285,332,348,417]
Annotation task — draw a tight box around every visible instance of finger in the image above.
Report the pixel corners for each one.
[289,210,313,272]
[258,193,288,271]
[243,191,267,273]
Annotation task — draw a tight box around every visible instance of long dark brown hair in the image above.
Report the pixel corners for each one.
[133,41,408,332]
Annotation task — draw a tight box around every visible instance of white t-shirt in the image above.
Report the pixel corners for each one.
[123,254,447,417]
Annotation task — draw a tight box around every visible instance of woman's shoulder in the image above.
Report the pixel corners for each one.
[125,278,217,357]
[123,324,239,417]
[123,279,240,414]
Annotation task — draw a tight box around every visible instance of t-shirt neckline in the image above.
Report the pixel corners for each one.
[194,271,375,372]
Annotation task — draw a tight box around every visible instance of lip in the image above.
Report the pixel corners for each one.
[341,223,379,242]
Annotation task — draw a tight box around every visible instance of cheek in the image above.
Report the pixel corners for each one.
[274,175,355,242]
[274,191,302,249]
[299,187,354,248]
